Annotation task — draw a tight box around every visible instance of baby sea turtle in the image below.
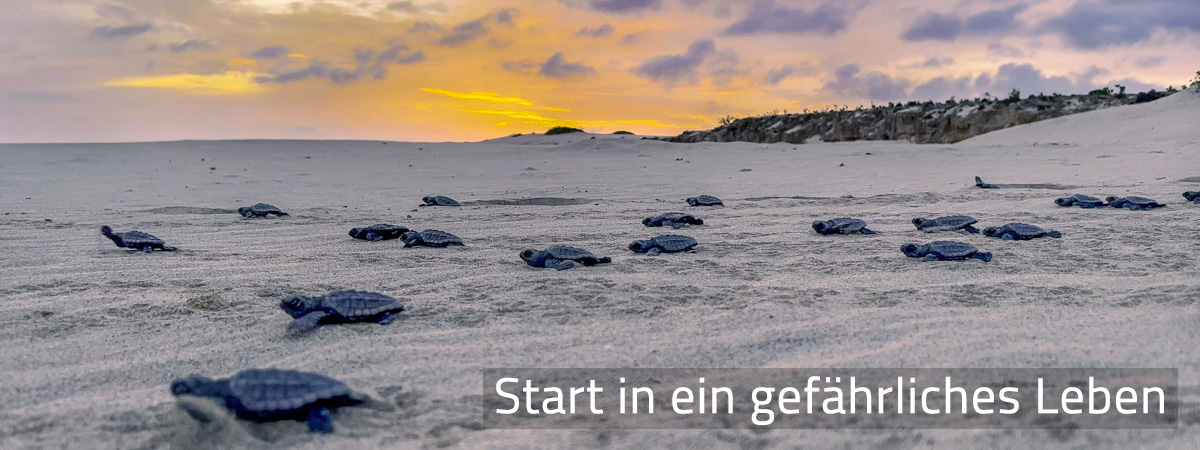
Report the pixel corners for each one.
[643,212,704,229]
[1055,194,1107,208]
[401,229,464,247]
[974,176,999,189]
[812,218,876,235]
[101,225,176,252]
[983,223,1062,240]
[280,290,405,332]
[1106,196,1165,210]
[238,203,288,218]
[349,224,409,241]
[912,215,980,233]
[629,235,698,255]
[1183,192,1200,203]
[170,368,368,433]
[421,195,460,206]
[520,247,612,270]
[686,195,724,207]
[902,241,992,262]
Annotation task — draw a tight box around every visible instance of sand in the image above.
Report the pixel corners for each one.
[0,89,1197,449]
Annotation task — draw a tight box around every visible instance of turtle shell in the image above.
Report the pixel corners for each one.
[322,290,405,320]
[926,241,980,259]
[686,195,723,206]
[814,218,866,234]
[423,196,460,206]
[349,224,409,241]
[416,230,463,246]
[545,246,598,261]
[119,230,166,247]
[651,235,698,253]
[242,203,286,216]
[225,369,358,416]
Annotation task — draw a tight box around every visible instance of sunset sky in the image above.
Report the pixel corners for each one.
[2,0,1198,142]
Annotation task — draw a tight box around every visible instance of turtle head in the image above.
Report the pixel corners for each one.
[171,375,219,398]
[982,227,999,237]
[912,218,928,228]
[642,217,654,226]
[901,243,922,257]
[348,228,361,238]
[628,240,653,253]
[280,295,316,318]
[401,231,422,246]
[1105,196,1121,204]
[812,220,828,233]
[520,249,547,266]
[421,196,434,205]
[685,197,697,206]
[100,225,114,238]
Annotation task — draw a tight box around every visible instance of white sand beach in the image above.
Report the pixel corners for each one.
[1,90,1197,449]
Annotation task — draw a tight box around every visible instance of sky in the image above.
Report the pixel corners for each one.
[1,0,1198,143]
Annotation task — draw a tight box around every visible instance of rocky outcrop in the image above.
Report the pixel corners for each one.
[668,89,1174,145]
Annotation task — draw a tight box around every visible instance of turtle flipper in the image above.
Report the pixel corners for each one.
[647,248,662,256]
[544,258,574,271]
[366,232,382,241]
[162,246,178,251]
[1047,230,1062,238]
[142,246,154,253]
[1001,233,1015,240]
[306,407,334,434]
[175,396,260,444]
[972,252,993,262]
[963,225,980,234]
[377,312,396,325]
[860,227,877,235]
[922,255,939,261]
[289,311,330,333]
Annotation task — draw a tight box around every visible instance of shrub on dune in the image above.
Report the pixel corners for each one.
[545,126,584,135]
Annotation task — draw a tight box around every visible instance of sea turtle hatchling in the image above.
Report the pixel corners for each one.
[812,218,876,235]
[1055,194,1107,208]
[686,195,724,207]
[170,368,371,433]
[101,225,176,252]
[238,203,288,218]
[902,241,992,262]
[520,246,612,270]
[983,223,1062,240]
[280,290,405,332]
[1106,196,1166,210]
[629,235,698,255]
[1183,192,1200,204]
[912,215,980,233]
[349,224,409,241]
[975,176,999,189]
[643,212,704,229]
[421,195,460,206]
[401,229,464,247]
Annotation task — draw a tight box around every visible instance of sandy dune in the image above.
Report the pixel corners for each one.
[0,90,1197,449]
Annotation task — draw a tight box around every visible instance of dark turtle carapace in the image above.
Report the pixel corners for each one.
[170,368,368,434]
[421,196,460,207]
[1055,194,1107,208]
[520,246,612,270]
[974,176,999,189]
[280,290,405,333]
[643,212,704,229]
[400,230,464,247]
[912,215,980,233]
[1106,196,1165,210]
[1184,192,1200,203]
[238,203,288,218]
[685,195,723,207]
[902,241,992,262]
[629,235,698,255]
[983,223,1062,240]
[100,226,176,252]
[349,224,409,241]
[812,218,876,235]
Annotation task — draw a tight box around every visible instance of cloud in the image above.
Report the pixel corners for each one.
[902,5,1027,41]
[88,23,153,40]
[1038,0,1200,49]
[765,62,817,85]
[922,56,954,68]
[564,0,662,14]
[987,42,1024,57]
[249,46,289,60]
[408,21,441,33]
[2,90,71,103]
[420,88,536,106]
[1135,55,1166,68]
[167,39,216,53]
[258,44,425,84]
[104,71,267,94]
[386,1,447,14]
[96,4,135,21]
[723,0,858,36]
[539,53,596,79]
[823,64,911,102]
[576,24,615,38]
[437,9,516,47]
[633,38,716,83]
[909,75,974,100]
